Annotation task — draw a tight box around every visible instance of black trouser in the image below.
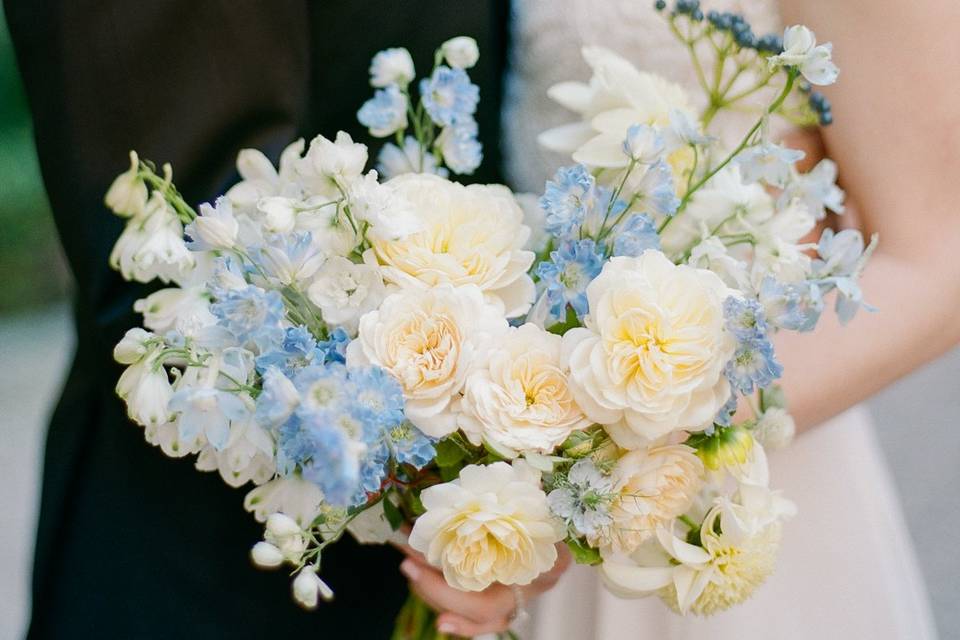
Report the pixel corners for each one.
[4,1,506,636]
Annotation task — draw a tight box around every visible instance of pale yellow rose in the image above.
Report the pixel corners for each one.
[409,461,562,591]
[562,252,735,448]
[458,323,591,454]
[346,284,506,437]
[606,444,704,553]
[371,173,536,318]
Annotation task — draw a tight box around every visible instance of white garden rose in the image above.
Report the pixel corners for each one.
[371,173,536,318]
[458,323,590,454]
[607,444,704,553]
[346,284,507,437]
[409,461,562,591]
[562,252,735,447]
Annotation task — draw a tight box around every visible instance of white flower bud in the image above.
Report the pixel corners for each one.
[251,541,285,568]
[292,567,333,609]
[113,328,156,364]
[105,151,148,218]
[754,407,796,450]
[441,36,479,69]
[369,47,415,87]
[266,512,301,539]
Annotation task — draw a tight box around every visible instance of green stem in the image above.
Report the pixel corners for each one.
[679,514,700,530]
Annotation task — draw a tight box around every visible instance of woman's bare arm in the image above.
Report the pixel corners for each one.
[774,0,960,430]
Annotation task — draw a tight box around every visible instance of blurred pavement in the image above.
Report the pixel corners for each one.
[1,305,957,639]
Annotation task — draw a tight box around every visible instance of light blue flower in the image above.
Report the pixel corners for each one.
[252,231,325,288]
[547,459,614,538]
[713,392,739,427]
[813,229,876,325]
[539,165,597,237]
[612,214,660,257]
[778,158,844,220]
[316,327,350,364]
[376,136,449,179]
[759,277,823,332]
[723,297,768,341]
[668,108,711,146]
[357,84,408,138]
[296,409,364,507]
[419,66,479,127]
[736,142,805,188]
[293,363,350,414]
[211,285,285,353]
[351,365,406,430]
[387,422,436,469]
[622,124,665,164]
[725,337,783,394]
[538,239,604,321]
[439,119,483,175]
[255,366,300,429]
[169,387,250,450]
[632,160,679,218]
[256,326,321,376]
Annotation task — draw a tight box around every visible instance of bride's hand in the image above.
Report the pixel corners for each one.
[395,541,572,637]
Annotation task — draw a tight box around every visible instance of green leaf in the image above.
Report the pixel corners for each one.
[435,438,466,468]
[382,495,404,531]
[546,304,581,336]
[566,538,602,566]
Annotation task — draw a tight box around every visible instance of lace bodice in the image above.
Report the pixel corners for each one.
[502,0,784,193]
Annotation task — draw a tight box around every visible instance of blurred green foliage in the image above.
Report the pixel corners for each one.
[0,11,70,313]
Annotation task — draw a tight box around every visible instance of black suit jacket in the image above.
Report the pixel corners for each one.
[4,1,508,637]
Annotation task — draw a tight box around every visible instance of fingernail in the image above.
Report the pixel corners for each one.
[437,622,457,634]
[400,559,420,581]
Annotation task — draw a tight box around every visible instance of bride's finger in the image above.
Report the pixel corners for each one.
[435,611,511,637]
[399,558,513,623]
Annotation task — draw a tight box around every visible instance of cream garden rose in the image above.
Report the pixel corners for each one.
[346,284,506,437]
[562,252,735,447]
[458,323,590,454]
[409,461,563,591]
[371,173,536,318]
[607,444,704,553]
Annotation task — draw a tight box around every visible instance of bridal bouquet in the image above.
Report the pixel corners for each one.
[107,2,872,636]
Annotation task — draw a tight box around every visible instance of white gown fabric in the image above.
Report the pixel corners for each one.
[502,2,939,638]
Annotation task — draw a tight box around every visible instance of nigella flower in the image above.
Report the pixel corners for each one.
[376,136,448,179]
[547,459,615,538]
[723,297,768,342]
[736,142,805,188]
[631,160,679,219]
[539,164,597,237]
[211,284,285,353]
[612,214,660,257]
[357,84,409,138]
[537,239,604,321]
[438,118,483,175]
[256,326,322,376]
[419,66,479,127]
[725,336,783,394]
[759,276,824,332]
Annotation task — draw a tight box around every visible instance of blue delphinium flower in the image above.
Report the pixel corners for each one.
[297,409,365,507]
[539,165,597,237]
[376,136,449,179]
[725,337,783,394]
[211,284,285,353]
[723,297,768,341]
[387,422,436,469]
[351,366,406,429]
[713,392,739,427]
[316,327,350,364]
[736,141,805,188]
[357,84,408,137]
[612,214,660,257]
[256,326,321,376]
[439,119,483,175]
[632,160,680,218]
[419,66,479,127]
[252,231,324,287]
[255,366,299,429]
[294,363,350,414]
[169,387,250,450]
[759,277,823,332]
[537,239,604,321]
[547,459,614,538]
[811,229,876,324]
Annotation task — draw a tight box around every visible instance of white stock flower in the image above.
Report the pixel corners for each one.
[769,25,839,86]
[607,444,704,553]
[116,352,174,427]
[244,476,324,528]
[562,252,735,447]
[458,323,590,454]
[195,417,275,487]
[369,47,416,87]
[110,192,194,283]
[441,36,479,69]
[539,47,696,175]
[307,254,386,328]
[753,407,796,450]
[347,171,422,241]
[372,173,536,318]
[186,197,239,249]
[409,461,562,591]
[347,284,507,437]
[105,151,147,217]
[134,286,216,337]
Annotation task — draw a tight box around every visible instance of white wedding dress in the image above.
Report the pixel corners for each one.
[502,1,939,638]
